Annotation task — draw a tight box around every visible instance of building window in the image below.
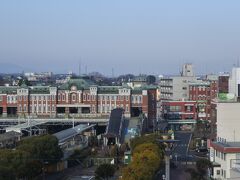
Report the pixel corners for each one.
[72,94,76,101]
[62,94,65,101]
[139,96,142,103]
[83,94,86,100]
[126,96,129,101]
[216,170,220,175]
[185,106,193,112]
[170,106,181,112]
[52,95,55,101]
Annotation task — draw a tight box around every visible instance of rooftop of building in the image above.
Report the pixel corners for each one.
[98,86,121,94]
[189,81,210,86]
[58,78,96,90]
[210,140,240,153]
[53,124,95,144]
[0,86,18,94]
[105,108,124,138]
[29,86,52,94]
[213,93,238,103]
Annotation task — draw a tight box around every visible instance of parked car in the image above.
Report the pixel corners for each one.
[195,147,208,153]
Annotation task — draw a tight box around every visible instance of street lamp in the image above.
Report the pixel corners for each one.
[157,139,179,180]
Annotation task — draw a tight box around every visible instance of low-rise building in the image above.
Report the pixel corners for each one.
[209,100,240,179]
[0,78,157,130]
[161,100,197,131]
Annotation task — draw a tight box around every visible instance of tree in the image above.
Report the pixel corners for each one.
[122,142,163,180]
[196,158,212,175]
[133,143,162,158]
[185,159,212,180]
[0,149,41,179]
[130,133,164,151]
[17,134,63,164]
[18,78,31,86]
[109,144,118,157]
[146,75,156,84]
[95,164,115,180]
[0,135,63,179]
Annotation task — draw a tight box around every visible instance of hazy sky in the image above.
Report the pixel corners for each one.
[1,0,240,75]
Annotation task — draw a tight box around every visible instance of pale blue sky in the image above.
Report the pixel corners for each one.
[0,0,240,75]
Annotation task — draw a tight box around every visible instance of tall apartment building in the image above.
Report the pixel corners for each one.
[160,64,197,100]
[181,63,194,77]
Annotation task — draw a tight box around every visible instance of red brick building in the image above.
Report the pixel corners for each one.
[0,78,157,129]
[218,74,229,93]
[161,100,197,130]
[189,80,218,121]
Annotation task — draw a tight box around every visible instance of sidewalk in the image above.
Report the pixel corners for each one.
[170,165,192,180]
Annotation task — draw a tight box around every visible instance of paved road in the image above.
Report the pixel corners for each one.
[172,132,192,163]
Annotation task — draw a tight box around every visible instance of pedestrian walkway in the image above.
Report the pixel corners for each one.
[170,165,192,180]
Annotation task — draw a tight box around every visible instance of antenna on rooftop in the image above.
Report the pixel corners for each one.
[79,58,82,76]
[112,68,115,78]
[85,65,88,75]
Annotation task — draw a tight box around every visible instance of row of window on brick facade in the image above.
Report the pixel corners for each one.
[0,94,143,104]
[0,95,56,102]
[19,104,55,112]
[99,104,129,112]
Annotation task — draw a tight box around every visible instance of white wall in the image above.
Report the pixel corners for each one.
[172,76,197,101]
[217,102,240,142]
[229,67,240,97]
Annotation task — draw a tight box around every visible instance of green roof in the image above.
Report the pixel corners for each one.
[0,86,18,94]
[29,86,50,94]
[98,86,120,94]
[59,78,96,90]
[131,85,158,94]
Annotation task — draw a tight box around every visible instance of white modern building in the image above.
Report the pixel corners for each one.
[160,64,197,100]
[209,100,240,179]
[228,67,240,98]
[181,63,194,77]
